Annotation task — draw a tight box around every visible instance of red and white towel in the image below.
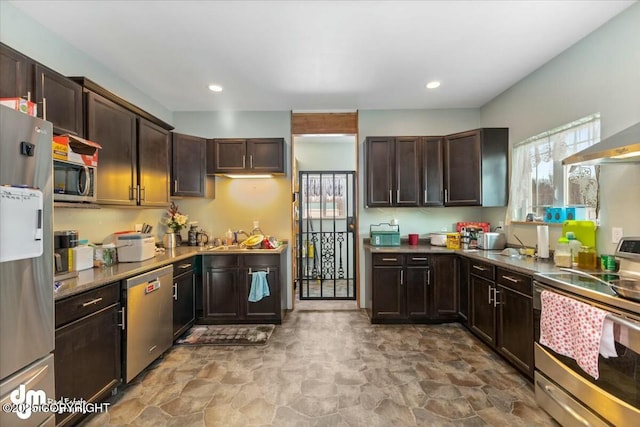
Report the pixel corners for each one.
[539,290,616,379]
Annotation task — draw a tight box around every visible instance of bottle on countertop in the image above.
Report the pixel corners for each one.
[225,228,234,246]
[188,223,198,246]
[566,232,582,267]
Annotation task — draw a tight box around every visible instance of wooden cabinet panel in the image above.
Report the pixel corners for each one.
[457,256,470,324]
[431,255,458,319]
[35,64,83,136]
[214,139,246,171]
[395,137,421,206]
[0,43,31,100]
[204,268,240,318]
[247,138,284,172]
[366,137,394,207]
[444,130,482,206]
[422,137,444,206]
[86,91,137,205]
[497,284,534,376]
[406,266,429,318]
[172,133,206,196]
[243,266,279,319]
[173,258,195,340]
[470,275,496,346]
[138,118,170,206]
[372,266,403,319]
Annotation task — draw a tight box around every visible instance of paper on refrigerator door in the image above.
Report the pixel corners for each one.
[0,187,43,262]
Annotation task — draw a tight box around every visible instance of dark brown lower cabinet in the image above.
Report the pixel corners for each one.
[173,257,196,340]
[201,254,282,324]
[469,261,534,379]
[54,282,121,426]
[457,256,470,325]
[371,253,456,323]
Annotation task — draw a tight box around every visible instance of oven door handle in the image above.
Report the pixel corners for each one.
[536,380,591,426]
[608,313,640,333]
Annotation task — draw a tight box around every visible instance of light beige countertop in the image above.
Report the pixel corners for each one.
[364,243,560,276]
[54,244,288,300]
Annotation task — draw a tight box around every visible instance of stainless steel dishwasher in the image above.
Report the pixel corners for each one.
[122,264,173,383]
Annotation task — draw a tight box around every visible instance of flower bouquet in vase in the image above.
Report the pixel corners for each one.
[164,202,188,246]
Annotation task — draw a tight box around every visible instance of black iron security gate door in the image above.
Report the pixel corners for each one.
[298,171,356,300]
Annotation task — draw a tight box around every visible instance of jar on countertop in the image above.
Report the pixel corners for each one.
[554,237,572,268]
[578,246,597,270]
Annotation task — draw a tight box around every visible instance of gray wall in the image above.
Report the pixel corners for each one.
[481,2,640,255]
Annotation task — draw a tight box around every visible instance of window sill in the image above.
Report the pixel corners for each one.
[511,221,562,227]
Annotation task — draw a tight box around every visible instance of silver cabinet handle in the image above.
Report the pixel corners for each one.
[139,186,145,201]
[382,258,397,262]
[473,265,487,271]
[179,263,192,269]
[82,297,103,307]
[389,189,392,203]
[400,270,403,285]
[535,381,591,426]
[174,180,178,193]
[424,190,427,203]
[502,275,520,283]
[26,91,32,102]
[396,189,400,202]
[427,270,430,286]
[242,155,246,169]
[42,97,47,120]
[444,189,448,202]
[119,307,126,330]
[148,345,157,353]
[173,282,178,300]
[488,286,493,304]
[493,288,500,307]
[136,185,141,204]
[250,155,253,169]
[412,257,427,261]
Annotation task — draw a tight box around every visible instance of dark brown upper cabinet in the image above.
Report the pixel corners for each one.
[137,118,170,207]
[365,136,421,207]
[211,138,285,175]
[1,43,83,136]
[443,128,508,207]
[172,132,206,197]
[422,137,444,206]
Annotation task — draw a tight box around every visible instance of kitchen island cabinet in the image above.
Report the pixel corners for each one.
[371,252,457,323]
[200,252,285,324]
[54,281,121,426]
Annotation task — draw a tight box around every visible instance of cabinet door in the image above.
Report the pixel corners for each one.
[243,266,280,320]
[138,118,170,206]
[0,44,32,100]
[457,256,470,324]
[247,138,284,173]
[213,139,247,172]
[34,64,83,136]
[470,275,495,345]
[172,133,206,197]
[372,266,404,319]
[173,270,195,340]
[406,266,429,319]
[366,137,394,207]
[204,268,240,318]
[497,284,534,377]
[54,304,121,426]
[431,255,458,319]
[395,137,420,206]
[422,137,444,206]
[444,130,481,206]
[86,91,137,205]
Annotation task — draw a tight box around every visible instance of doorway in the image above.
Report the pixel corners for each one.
[297,171,356,299]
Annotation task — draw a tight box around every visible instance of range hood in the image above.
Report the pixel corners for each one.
[563,122,640,165]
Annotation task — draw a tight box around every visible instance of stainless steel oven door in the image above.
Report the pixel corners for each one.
[533,282,640,426]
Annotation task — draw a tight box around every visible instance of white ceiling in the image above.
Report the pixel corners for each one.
[9,0,635,112]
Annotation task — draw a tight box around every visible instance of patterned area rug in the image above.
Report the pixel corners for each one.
[175,324,275,346]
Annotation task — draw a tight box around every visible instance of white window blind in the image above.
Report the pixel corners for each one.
[508,114,600,222]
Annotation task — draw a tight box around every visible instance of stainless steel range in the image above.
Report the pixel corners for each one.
[533,237,640,427]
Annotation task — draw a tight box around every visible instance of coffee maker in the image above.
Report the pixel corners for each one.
[54,230,78,274]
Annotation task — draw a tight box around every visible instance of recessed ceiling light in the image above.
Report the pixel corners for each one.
[208,84,223,92]
[426,81,441,89]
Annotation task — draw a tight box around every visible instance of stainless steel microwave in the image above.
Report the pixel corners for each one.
[53,159,96,202]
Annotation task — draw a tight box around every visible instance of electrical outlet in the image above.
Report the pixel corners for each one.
[134,223,143,232]
[612,227,623,244]
[498,221,504,230]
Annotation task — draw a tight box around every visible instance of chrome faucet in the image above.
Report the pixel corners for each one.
[234,230,250,242]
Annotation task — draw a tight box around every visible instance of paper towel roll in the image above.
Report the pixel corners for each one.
[537,225,549,259]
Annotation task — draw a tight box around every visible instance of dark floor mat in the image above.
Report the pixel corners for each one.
[175,324,275,346]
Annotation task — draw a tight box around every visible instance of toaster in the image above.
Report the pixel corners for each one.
[477,232,507,250]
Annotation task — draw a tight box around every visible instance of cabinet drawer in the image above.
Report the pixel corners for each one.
[203,255,239,269]
[469,260,495,281]
[496,268,532,296]
[173,256,195,276]
[242,254,279,267]
[373,254,403,266]
[406,254,429,266]
[55,282,120,328]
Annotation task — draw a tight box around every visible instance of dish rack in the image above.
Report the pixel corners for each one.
[370,223,400,246]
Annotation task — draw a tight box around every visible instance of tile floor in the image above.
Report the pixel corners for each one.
[81,300,558,426]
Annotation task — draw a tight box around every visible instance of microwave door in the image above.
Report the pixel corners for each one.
[79,165,90,196]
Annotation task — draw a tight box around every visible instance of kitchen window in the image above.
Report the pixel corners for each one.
[508,114,601,222]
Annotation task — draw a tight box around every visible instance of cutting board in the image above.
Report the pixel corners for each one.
[562,220,597,249]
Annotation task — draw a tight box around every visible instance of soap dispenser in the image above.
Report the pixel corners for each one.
[251,220,264,236]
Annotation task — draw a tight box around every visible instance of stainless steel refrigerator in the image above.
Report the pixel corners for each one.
[0,105,55,426]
